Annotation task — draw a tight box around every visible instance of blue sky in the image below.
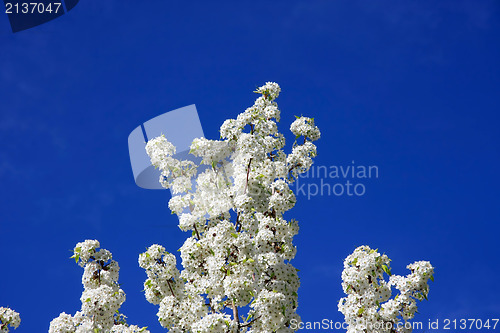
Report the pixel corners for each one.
[1,1,499,332]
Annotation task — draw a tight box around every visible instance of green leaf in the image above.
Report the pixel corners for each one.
[382,264,392,276]
[430,275,434,282]
[231,233,238,238]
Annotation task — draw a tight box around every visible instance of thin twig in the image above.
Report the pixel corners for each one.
[244,158,252,193]
[193,223,201,240]
[167,279,175,297]
[232,299,240,328]
[235,212,242,232]
[240,316,261,328]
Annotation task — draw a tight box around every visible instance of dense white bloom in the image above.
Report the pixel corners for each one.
[290,117,320,141]
[251,289,292,332]
[220,119,241,140]
[338,246,434,333]
[269,179,296,213]
[49,241,149,333]
[286,142,317,180]
[142,83,318,331]
[146,135,176,164]
[73,239,100,267]
[110,325,150,333]
[255,81,281,100]
[0,307,20,333]
[190,138,232,165]
[145,135,197,194]
[191,313,233,333]
[47,312,74,333]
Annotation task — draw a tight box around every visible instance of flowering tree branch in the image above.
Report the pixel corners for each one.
[338,246,434,333]
[0,307,20,333]
[141,82,321,332]
[49,240,150,333]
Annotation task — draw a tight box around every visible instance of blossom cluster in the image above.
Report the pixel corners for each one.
[142,82,320,332]
[0,307,20,333]
[49,240,150,333]
[338,246,434,333]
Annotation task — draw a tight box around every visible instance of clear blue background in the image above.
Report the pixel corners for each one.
[1,1,499,332]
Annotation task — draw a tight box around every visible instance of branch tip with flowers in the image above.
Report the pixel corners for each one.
[49,240,150,333]
[0,307,20,333]
[339,246,434,333]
